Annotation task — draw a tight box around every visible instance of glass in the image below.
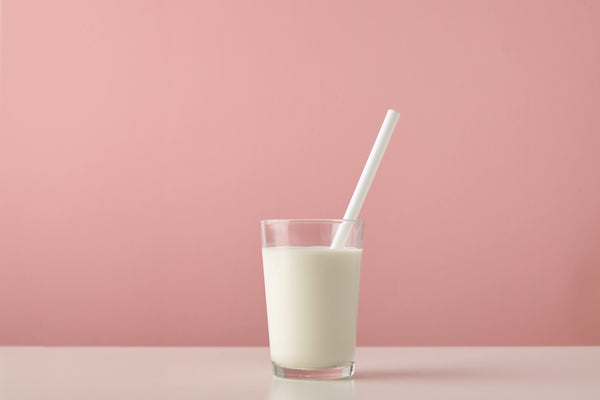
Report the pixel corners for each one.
[261,219,364,379]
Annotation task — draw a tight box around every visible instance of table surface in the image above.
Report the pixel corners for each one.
[0,346,599,399]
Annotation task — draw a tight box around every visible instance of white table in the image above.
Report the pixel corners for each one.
[0,347,598,399]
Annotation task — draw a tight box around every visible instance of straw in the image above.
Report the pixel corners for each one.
[330,109,400,249]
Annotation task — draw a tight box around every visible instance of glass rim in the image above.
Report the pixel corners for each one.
[260,219,363,224]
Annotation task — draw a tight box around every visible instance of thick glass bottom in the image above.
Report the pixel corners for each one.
[272,361,355,380]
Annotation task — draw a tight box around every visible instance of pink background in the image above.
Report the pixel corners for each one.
[1,0,599,346]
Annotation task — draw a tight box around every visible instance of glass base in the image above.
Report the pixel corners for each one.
[272,361,355,380]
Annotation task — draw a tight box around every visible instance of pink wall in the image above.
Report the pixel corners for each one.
[1,0,599,346]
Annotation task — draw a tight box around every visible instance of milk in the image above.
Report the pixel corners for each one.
[262,246,362,369]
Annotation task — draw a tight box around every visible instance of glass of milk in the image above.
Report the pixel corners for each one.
[261,219,363,379]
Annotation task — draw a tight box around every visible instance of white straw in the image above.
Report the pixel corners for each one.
[331,109,400,249]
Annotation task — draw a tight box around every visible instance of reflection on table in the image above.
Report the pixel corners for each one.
[270,377,355,400]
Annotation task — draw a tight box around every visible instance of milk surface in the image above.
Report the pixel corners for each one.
[262,246,362,369]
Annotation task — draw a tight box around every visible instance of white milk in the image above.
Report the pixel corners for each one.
[262,246,362,369]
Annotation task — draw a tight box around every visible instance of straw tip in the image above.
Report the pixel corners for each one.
[387,109,400,117]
